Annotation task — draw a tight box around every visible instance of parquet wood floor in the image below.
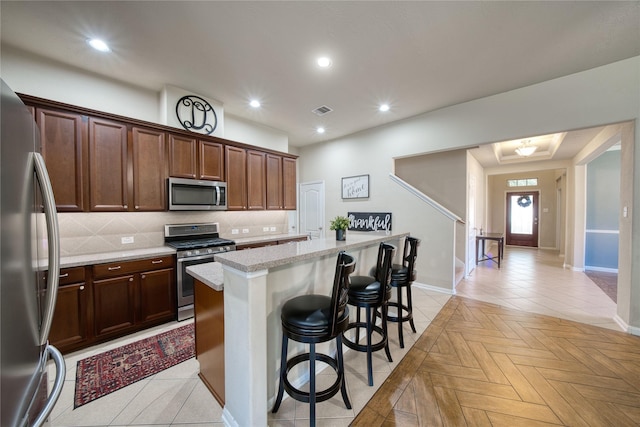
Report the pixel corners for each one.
[351,296,640,426]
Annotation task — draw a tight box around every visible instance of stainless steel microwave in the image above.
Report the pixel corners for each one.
[168,177,227,211]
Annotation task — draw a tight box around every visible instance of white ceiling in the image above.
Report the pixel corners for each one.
[1,1,639,151]
[468,127,611,168]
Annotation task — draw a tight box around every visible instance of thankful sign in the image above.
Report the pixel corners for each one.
[348,212,392,232]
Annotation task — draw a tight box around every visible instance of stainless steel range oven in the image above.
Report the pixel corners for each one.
[165,222,235,321]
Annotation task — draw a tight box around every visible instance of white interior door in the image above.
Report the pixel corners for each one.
[299,181,325,239]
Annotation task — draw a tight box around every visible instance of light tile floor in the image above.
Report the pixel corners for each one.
[48,245,620,426]
[456,245,621,331]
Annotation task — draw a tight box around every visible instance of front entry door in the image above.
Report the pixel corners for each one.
[506,191,539,247]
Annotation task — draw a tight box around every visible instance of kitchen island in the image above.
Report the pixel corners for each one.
[199,232,408,427]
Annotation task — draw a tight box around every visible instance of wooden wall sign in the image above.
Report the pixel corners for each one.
[348,212,392,232]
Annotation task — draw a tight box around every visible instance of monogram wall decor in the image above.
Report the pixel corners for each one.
[175,95,218,135]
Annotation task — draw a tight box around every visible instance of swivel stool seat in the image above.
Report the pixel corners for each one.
[387,236,420,348]
[342,242,396,386]
[272,251,356,427]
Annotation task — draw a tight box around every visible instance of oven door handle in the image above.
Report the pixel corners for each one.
[177,253,218,264]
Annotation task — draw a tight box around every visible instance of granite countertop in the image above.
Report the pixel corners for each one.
[230,233,309,246]
[58,234,307,268]
[57,234,308,269]
[59,246,176,268]
[214,232,408,273]
[186,262,224,291]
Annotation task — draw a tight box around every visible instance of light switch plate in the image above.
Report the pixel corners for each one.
[242,229,249,233]
[231,229,239,235]
[270,227,276,231]
[121,236,134,244]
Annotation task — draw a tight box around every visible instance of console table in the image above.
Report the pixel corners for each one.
[476,233,504,268]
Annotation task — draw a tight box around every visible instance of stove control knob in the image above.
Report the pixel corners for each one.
[186,251,193,257]
[207,248,213,254]
[194,249,201,256]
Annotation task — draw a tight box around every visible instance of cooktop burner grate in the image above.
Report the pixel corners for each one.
[166,237,236,250]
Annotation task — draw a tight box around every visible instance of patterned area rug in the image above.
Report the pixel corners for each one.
[74,323,195,408]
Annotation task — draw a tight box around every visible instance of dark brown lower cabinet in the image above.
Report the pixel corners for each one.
[49,256,176,354]
[194,280,225,405]
[93,256,176,341]
[139,268,176,324]
[93,274,137,339]
[49,267,92,353]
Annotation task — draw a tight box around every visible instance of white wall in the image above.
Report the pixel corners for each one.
[2,45,159,122]
[1,45,290,153]
[224,114,288,153]
[299,56,640,329]
[467,152,485,275]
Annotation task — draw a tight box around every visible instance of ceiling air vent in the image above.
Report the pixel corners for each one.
[312,105,333,116]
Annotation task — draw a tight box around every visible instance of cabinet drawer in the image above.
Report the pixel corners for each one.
[93,256,175,279]
[58,267,86,285]
[46,266,85,286]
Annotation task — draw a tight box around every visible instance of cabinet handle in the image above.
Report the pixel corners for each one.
[108,266,122,271]
[59,273,69,278]
[129,278,134,282]
[79,285,84,291]
[151,260,163,264]
[135,206,139,210]
[141,274,146,279]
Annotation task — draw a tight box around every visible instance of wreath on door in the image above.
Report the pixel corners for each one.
[517,195,532,208]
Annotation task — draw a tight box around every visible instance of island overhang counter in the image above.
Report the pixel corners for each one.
[205,232,409,427]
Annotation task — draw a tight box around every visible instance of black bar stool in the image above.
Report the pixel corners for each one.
[342,242,396,386]
[387,236,420,348]
[272,251,356,427]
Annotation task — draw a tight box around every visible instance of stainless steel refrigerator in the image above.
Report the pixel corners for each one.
[1,80,66,426]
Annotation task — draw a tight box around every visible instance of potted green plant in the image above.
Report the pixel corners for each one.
[330,215,350,241]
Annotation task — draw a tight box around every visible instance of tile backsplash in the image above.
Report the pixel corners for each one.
[58,211,290,256]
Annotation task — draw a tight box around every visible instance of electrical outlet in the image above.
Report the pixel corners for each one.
[263,227,269,232]
[231,229,239,235]
[270,227,276,231]
[121,236,134,244]
[242,228,249,234]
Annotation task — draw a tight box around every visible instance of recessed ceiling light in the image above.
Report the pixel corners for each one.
[249,100,261,108]
[317,57,332,68]
[87,38,110,52]
[316,127,325,134]
[379,104,390,112]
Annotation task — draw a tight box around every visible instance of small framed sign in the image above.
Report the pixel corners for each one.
[341,174,369,199]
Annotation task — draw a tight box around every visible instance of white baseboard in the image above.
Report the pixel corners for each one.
[629,325,640,336]
[615,315,640,336]
[585,266,619,273]
[614,315,630,333]
[221,408,238,427]
[413,282,455,295]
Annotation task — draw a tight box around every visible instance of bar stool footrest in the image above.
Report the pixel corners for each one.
[282,352,349,407]
[386,302,415,329]
[342,322,388,353]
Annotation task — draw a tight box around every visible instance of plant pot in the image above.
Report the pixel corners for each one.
[335,229,346,241]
